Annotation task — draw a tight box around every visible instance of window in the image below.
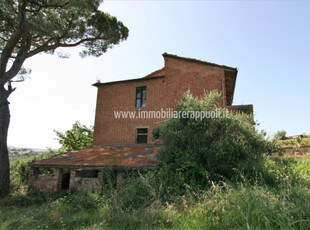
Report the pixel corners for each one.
[137,128,148,144]
[75,170,98,178]
[136,86,146,108]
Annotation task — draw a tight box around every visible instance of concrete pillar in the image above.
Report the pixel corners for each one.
[28,167,39,187]
[69,170,76,189]
[97,171,103,186]
[54,168,63,190]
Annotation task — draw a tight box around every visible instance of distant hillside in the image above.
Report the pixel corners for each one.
[9,146,47,152]
[8,146,47,159]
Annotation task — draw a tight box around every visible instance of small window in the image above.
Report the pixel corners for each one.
[136,86,146,108]
[75,170,98,178]
[137,128,148,144]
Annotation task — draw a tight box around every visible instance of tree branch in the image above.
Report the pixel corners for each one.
[6,82,16,96]
[0,0,28,83]
[25,36,101,59]
[0,31,23,81]
[26,1,69,13]
[0,36,9,42]
[4,36,32,83]
[0,82,16,103]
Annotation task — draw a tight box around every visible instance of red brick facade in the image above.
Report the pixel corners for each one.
[93,53,239,145]
[29,53,251,193]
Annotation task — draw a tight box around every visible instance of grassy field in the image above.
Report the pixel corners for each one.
[279,137,310,148]
[0,153,310,229]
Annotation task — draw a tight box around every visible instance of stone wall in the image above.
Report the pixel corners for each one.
[28,168,63,193]
[69,170,102,192]
[29,167,153,193]
[29,168,104,192]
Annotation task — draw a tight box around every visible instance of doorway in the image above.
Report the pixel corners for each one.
[61,172,71,190]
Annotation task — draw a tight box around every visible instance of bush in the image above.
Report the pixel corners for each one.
[54,121,93,152]
[154,91,277,188]
[112,175,156,211]
[1,154,310,229]
[10,149,59,192]
[274,130,287,140]
[51,191,103,213]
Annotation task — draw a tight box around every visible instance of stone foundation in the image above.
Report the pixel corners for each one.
[28,168,103,193]
[28,167,144,193]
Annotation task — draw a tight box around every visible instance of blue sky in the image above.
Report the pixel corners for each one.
[8,1,310,148]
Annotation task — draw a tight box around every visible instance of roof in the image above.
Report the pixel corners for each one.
[30,145,159,169]
[227,104,253,114]
[162,53,238,72]
[92,75,165,87]
[143,67,165,78]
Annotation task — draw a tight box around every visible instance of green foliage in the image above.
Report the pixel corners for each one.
[112,175,156,211]
[55,121,93,152]
[9,149,59,191]
[279,136,310,148]
[100,167,117,192]
[152,127,160,140]
[274,130,287,140]
[1,154,310,229]
[9,121,93,192]
[171,181,310,230]
[0,0,129,82]
[154,91,277,187]
[51,191,103,213]
[0,0,128,194]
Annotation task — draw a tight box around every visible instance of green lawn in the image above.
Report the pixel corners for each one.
[1,154,310,230]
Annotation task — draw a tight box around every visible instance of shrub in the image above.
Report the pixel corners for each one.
[274,130,287,140]
[111,173,156,211]
[54,121,93,152]
[154,91,277,188]
[10,149,59,191]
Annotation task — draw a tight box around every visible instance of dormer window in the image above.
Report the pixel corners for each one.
[136,86,146,108]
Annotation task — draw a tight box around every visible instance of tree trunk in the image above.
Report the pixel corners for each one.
[0,85,10,194]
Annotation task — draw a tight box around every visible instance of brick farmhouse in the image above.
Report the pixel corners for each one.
[29,53,253,192]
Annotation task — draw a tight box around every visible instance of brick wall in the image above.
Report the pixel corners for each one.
[163,56,225,108]
[93,77,166,145]
[93,56,226,145]
[28,168,62,193]
[227,104,254,114]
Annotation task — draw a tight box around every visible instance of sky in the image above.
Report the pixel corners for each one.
[7,0,310,149]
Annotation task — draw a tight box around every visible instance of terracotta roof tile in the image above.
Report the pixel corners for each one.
[30,145,159,168]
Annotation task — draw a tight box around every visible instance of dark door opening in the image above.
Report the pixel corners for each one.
[61,172,70,190]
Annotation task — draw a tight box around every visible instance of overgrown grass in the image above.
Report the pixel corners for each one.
[1,154,310,229]
[279,137,310,148]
